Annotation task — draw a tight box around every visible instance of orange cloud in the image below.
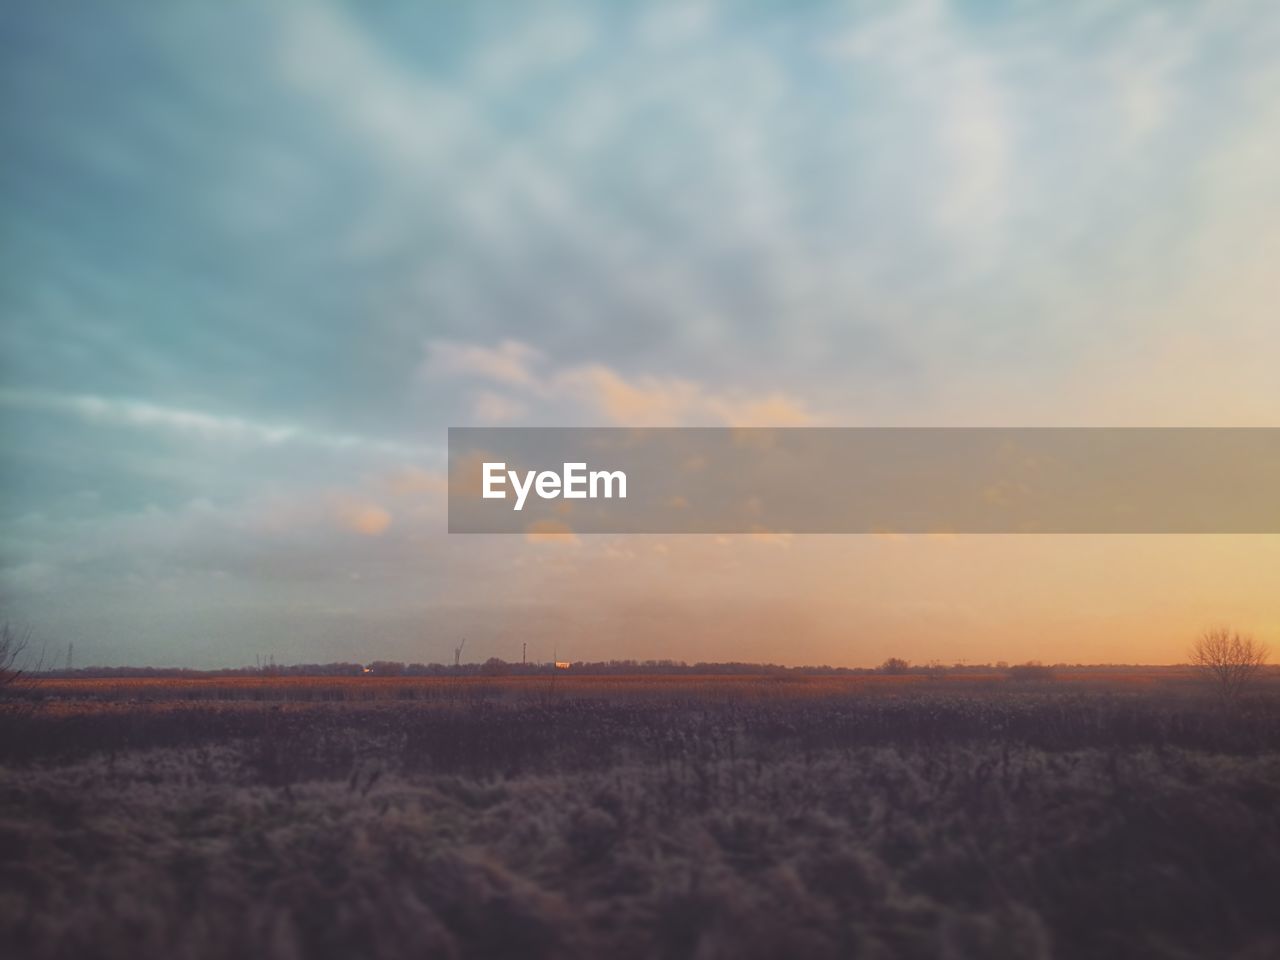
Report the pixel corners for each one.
[714,393,812,427]
[557,366,813,427]
[423,339,815,428]
[746,527,793,547]
[557,365,703,425]
[524,519,579,544]
[448,450,497,501]
[334,497,392,536]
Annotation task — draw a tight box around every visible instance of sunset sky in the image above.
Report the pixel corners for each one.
[2,1,1278,668]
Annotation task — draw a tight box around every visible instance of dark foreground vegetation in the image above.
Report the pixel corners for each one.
[2,676,1279,959]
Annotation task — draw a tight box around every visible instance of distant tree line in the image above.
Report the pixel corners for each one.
[32,656,1234,680]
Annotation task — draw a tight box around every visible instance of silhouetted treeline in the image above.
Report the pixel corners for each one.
[34,658,1209,680]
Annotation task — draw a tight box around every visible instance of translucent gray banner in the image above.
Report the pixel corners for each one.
[448,428,1280,534]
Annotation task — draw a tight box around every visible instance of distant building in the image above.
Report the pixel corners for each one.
[554,661,571,670]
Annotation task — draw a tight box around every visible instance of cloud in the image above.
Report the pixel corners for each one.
[381,466,448,497]
[556,364,814,427]
[333,496,392,536]
[824,0,1011,243]
[1,389,298,445]
[553,365,704,425]
[524,519,580,544]
[472,392,528,424]
[469,11,595,89]
[423,340,542,388]
[423,339,814,427]
[0,389,437,459]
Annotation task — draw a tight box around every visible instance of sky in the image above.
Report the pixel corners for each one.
[1,1,1278,668]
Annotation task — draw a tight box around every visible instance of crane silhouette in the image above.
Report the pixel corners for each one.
[454,637,467,669]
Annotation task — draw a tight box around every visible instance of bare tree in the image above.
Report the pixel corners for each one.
[0,624,40,716]
[1189,627,1269,703]
[0,621,31,689]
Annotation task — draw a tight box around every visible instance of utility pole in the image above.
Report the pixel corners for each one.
[522,642,527,666]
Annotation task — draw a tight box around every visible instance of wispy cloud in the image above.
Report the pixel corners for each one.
[0,389,438,460]
[422,340,541,388]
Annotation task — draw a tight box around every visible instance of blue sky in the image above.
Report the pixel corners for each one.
[2,2,1278,667]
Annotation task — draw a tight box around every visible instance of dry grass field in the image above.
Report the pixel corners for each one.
[2,671,1279,959]
[16,667,1211,704]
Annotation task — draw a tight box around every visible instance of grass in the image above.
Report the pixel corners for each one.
[1,674,1278,959]
[12,667,1217,704]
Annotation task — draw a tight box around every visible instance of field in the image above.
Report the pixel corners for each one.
[2,673,1279,959]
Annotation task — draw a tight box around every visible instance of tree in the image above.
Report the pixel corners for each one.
[1008,662,1055,682]
[1189,627,1269,703]
[879,657,910,675]
[1,622,30,689]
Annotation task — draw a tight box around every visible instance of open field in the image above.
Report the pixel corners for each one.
[10,666,1244,705]
[3,674,1280,959]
